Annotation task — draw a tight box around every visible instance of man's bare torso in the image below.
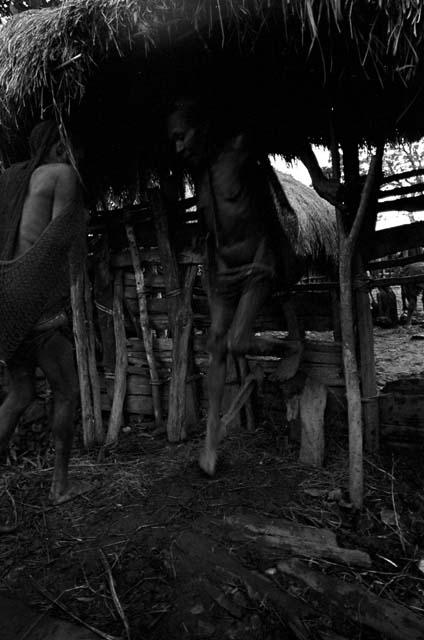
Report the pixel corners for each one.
[15,162,80,258]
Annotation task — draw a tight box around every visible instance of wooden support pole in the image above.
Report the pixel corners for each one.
[70,266,96,448]
[105,269,128,447]
[333,144,383,509]
[355,257,379,452]
[125,222,163,429]
[84,267,104,444]
[151,188,199,441]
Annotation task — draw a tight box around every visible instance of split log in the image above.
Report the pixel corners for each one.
[278,558,424,640]
[71,267,96,447]
[125,222,163,429]
[105,270,128,446]
[175,530,316,640]
[299,376,327,467]
[225,514,371,567]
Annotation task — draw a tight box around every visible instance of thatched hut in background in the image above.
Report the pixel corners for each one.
[1,0,424,507]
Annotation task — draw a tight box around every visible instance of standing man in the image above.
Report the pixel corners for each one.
[168,100,303,475]
[0,120,87,504]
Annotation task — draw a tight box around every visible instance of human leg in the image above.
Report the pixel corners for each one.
[0,363,35,458]
[36,331,80,503]
[199,296,235,475]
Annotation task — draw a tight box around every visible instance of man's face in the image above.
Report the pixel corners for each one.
[168,111,207,167]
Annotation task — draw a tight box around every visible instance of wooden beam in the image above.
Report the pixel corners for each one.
[381,168,424,184]
[368,254,424,271]
[378,194,424,213]
[370,222,424,260]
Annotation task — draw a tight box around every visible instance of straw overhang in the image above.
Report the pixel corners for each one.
[0,1,423,190]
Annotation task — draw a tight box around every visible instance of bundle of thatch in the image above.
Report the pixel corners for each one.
[277,172,338,263]
[0,1,423,191]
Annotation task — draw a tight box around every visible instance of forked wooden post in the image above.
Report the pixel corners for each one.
[70,266,96,447]
[332,143,383,509]
[105,269,128,446]
[125,221,163,429]
[151,189,199,441]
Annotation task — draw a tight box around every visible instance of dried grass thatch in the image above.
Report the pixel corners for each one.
[278,171,338,262]
[0,1,423,190]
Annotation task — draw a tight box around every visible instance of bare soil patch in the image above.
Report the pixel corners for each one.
[1,321,424,639]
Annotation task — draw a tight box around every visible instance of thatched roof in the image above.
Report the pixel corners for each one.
[278,171,337,262]
[0,1,423,194]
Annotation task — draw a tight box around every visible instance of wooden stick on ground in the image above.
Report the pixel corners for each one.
[220,367,264,432]
[125,222,162,429]
[105,269,128,446]
[278,558,424,640]
[237,356,255,432]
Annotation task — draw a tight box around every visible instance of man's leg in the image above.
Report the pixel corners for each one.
[0,364,35,459]
[199,297,235,475]
[226,278,272,356]
[36,332,80,503]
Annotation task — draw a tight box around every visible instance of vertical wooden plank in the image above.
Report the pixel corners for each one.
[70,267,95,447]
[151,188,199,441]
[330,288,342,341]
[84,267,104,444]
[167,264,197,441]
[125,222,163,429]
[105,269,128,446]
[150,189,179,330]
[299,376,327,466]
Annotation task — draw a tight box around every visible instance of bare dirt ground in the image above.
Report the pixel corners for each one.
[1,314,424,639]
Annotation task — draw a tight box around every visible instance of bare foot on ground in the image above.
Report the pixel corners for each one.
[49,479,93,505]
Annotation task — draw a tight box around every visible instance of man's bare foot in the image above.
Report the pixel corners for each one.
[49,479,92,505]
[199,448,216,476]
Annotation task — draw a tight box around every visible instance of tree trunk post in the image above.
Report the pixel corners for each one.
[333,143,383,509]
[355,256,379,452]
[150,188,199,442]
